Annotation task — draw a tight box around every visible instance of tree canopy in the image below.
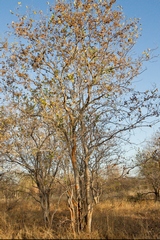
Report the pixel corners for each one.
[0,0,160,234]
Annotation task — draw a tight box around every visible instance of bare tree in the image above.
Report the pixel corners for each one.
[0,0,159,234]
[137,132,160,201]
[1,105,63,227]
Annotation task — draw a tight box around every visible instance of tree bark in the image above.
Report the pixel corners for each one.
[71,134,81,234]
[67,188,76,237]
[39,190,51,227]
[154,188,160,202]
[84,160,93,233]
[85,204,93,233]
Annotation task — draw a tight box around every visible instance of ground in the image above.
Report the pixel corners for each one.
[0,197,160,239]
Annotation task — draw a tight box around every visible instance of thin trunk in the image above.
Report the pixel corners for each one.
[84,160,93,233]
[67,189,76,237]
[39,191,51,227]
[70,144,95,234]
[86,204,93,233]
[154,188,160,202]
[70,134,81,234]
[69,122,94,234]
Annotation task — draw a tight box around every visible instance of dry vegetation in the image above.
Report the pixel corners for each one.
[0,196,160,239]
[0,0,160,238]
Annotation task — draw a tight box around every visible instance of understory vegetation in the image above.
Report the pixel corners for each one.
[0,178,160,239]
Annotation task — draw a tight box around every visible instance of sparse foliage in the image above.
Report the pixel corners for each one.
[137,132,160,201]
[0,0,160,234]
[0,105,63,227]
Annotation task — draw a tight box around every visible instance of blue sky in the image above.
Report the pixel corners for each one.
[0,0,160,164]
[117,0,160,89]
[117,0,160,158]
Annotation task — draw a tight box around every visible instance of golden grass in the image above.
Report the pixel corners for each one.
[0,198,160,239]
[93,199,160,239]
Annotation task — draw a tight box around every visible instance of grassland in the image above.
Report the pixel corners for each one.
[0,197,160,239]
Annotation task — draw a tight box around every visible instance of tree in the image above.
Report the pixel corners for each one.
[1,104,63,227]
[0,0,160,234]
[137,132,160,201]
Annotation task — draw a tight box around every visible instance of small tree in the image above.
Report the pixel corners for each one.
[0,0,160,234]
[1,105,63,227]
[137,132,160,201]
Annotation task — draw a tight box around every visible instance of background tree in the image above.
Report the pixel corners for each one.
[137,132,160,201]
[1,104,63,227]
[0,0,160,234]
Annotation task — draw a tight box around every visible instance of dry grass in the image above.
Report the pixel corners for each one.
[93,199,160,239]
[0,198,160,239]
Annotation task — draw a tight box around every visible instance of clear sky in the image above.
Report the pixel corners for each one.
[117,0,160,159]
[0,0,160,164]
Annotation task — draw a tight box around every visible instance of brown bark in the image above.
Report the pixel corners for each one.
[85,205,93,233]
[39,190,51,228]
[84,160,93,233]
[67,189,76,236]
[154,188,160,202]
[71,135,82,234]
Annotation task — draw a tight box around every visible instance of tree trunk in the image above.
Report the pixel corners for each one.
[84,160,93,233]
[154,188,160,202]
[70,134,82,234]
[67,188,76,237]
[85,204,93,233]
[39,191,51,227]
[69,132,94,234]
